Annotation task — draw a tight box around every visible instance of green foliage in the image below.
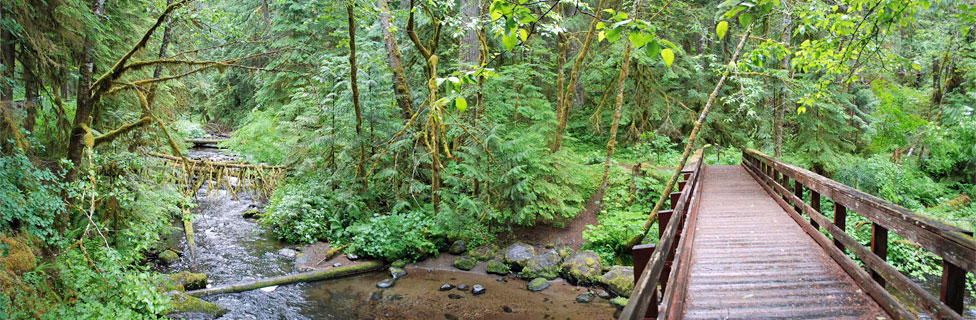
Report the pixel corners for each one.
[835,155,949,209]
[346,211,440,262]
[0,151,67,245]
[583,165,668,265]
[260,178,366,244]
[170,118,206,139]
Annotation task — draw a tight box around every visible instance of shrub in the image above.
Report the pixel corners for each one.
[0,152,66,246]
[260,178,366,244]
[346,211,440,261]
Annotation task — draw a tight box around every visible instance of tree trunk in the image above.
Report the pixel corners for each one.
[23,49,38,134]
[600,40,633,193]
[185,261,383,297]
[551,0,606,152]
[66,0,107,183]
[624,26,753,249]
[347,4,367,190]
[459,0,481,67]
[0,4,14,112]
[774,13,792,157]
[378,0,415,121]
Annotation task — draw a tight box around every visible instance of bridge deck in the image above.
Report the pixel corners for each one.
[679,165,889,319]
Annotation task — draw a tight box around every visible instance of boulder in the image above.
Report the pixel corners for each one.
[519,250,561,280]
[389,267,407,279]
[472,284,485,295]
[457,284,469,291]
[158,250,180,266]
[448,240,467,255]
[166,271,208,291]
[391,260,407,268]
[610,296,629,309]
[167,293,228,317]
[469,245,497,261]
[453,256,477,271]
[527,277,550,292]
[0,236,35,275]
[600,266,635,297]
[485,260,510,275]
[560,250,603,284]
[439,284,455,291]
[503,242,535,268]
[278,248,297,259]
[576,291,596,303]
[242,208,262,219]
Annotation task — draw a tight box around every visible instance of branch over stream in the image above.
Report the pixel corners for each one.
[185,261,384,297]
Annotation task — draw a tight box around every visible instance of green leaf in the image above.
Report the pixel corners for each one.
[738,12,754,27]
[716,21,729,40]
[606,28,623,42]
[518,29,529,41]
[628,32,650,48]
[644,40,661,59]
[502,33,517,51]
[456,97,468,112]
[598,31,606,42]
[661,48,674,67]
[490,10,502,21]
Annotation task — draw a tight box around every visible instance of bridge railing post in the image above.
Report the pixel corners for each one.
[870,223,888,286]
[833,204,847,250]
[632,244,657,318]
[810,191,821,230]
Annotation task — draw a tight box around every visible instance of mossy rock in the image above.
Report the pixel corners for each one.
[391,260,407,268]
[166,271,208,291]
[560,250,602,284]
[0,236,36,275]
[158,250,180,266]
[453,255,477,271]
[502,242,535,268]
[469,245,498,261]
[519,250,561,280]
[242,208,263,219]
[448,240,467,255]
[610,296,629,309]
[167,293,228,316]
[557,247,575,259]
[600,266,634,297]
[485,260,510,275]
[527,277,550,292]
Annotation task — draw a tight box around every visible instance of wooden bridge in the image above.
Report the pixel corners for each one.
[621,149,975,320]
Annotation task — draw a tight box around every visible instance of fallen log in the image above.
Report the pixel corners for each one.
[152,153,287,169]
[185,260,383,296]
[184,138,228,145]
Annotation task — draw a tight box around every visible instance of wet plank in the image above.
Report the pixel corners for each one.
[680,165,889,319]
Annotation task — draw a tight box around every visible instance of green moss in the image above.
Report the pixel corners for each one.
[0,236,36,275]
[167,271,208,291]
[600,266,634,297]
[485,260,510,275]
[560,250,602,284]
[453,256,477,271]
[167,293,228,316]
[158,250,180,265]
[391,260,407,268]
[610,296,629,309]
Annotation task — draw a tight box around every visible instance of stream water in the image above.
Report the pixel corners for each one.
[163,147,618,319]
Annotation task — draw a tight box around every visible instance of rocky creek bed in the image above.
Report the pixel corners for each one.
[158,146,624,319]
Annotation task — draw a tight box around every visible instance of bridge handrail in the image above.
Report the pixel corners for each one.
[742,148,974,319]
[620,148,706,320]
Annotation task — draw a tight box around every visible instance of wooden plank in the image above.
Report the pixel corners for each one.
[834,204,847,250]
[744,149,976,273]
[811,191,821,230]
[661,175,703,319]
[941,261,967,315]
[632,244,657,319]
[872,223,888,286]
[743,160,961,320]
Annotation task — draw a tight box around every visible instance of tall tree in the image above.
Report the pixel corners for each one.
[551,0,606,152]
[347,2,367,188]
[377,0,415,121]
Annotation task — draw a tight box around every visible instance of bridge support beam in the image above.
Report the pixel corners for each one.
[633,244,657,318]
[833,205,847,250]
[870,224,888,286]
[941,260,966,314]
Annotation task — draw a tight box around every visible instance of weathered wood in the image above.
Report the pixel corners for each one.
[811,190,821,230]
[744,149,975,273]
[834,204,847,250]
[941,261,967,314]
[742,161,918,320]
[871,223,889,286]
[743,155,964,320]
[153,153,287,169]
[183,138,228,145]
[186,261,383,297]
[632,244,657,318]
[661,173,702,319]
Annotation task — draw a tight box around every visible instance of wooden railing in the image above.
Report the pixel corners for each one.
[620,148,705,320]
[742,148,975,320]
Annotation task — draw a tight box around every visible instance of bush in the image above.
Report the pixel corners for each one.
[0,151,66,246]
[346,211,440,261]
[834,155,948,210]
[260,178,366,244]
[583,166,668,264]
[170,118,206,139]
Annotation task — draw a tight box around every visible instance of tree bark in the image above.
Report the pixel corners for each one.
[552,0,607,152]
[600,37,634,193]
[23,49,38,134]
[347,3,367,189]
[0,3,14,114]
[459,0,481,67]
[186,261,383,297]
[378,0,415,121]
[624,26,753,249]
[66,0,107,183]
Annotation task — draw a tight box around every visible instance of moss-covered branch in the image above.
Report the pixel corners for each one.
[185,261,383,296]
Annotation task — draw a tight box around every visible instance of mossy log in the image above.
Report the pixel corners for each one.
[185,261,383,297]
[152,152,287,169]
[184,138,228,145]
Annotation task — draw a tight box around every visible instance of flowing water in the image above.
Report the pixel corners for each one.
[163,147,618,319]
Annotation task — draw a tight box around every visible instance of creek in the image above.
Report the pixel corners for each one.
[161,146,618,319]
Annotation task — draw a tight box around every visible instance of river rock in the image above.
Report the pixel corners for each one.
[158,250,180,266]
[470,245,497,261]
[457,284,469,291]
[166,271,208,291]
[527,277,550,292]
[448,240,467,255]
[610,296,629,309]
[439,284,455,291]
[503,242,536,267]
[598,290,611,299]
[576,291,596,303]
[369,290,383,301]
[391,260,407,268]
[242,208,262,219]
[346,253,359,261]
[278,248,297,259]
[453,255,477,271]
[519,250,561,280]
[377,278,395,288]
[600,266,635,297]
[485,260,510,275]
[472,284,485,295]
[448,293,463,299]
[560,250,603,284]
[167,293,228,317]
[389,266,407,279]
